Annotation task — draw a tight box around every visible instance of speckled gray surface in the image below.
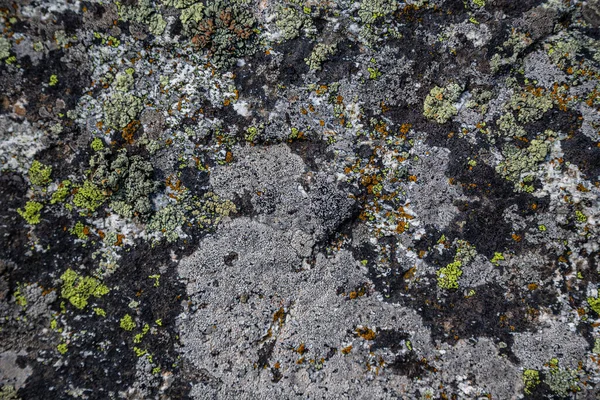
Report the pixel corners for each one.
[1,0,600,399]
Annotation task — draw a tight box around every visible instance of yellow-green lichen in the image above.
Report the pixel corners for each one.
[120,314,136,331]
[491,252,505,265]
[436,260,462,289]
[588,296,600,315]
[91,138,105,152]
[423,83,463,124]
[50,180,72,204]
[73,181,106,212]
[57,343,68,354]
[49,74,58,86]
[70,221,89,240]
[103,92,143,130]
[305,43,337,71]
[17,201,43,224]
[60,268,109,310]
[28,160,52,186]
[523,369,540,394]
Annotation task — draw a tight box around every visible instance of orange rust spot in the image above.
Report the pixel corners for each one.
[408,175,417,182]
[511,233,522,242]
[122,120,140,144]
[527,283,538,291]
[225,151,233,163]
[296,343,306,355]
[355,327,376,341]
[341,345,352,355]
[404,267,416,280]
[115,234,125,246]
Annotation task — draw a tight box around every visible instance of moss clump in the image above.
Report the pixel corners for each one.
[17,201,43,224]
[436,260,462,289]
[120,314,136,331]
[103,92,143,130]
[60,268,109,310]
[73,180,106,212]
[305,43,337,71]
[423,83,463,124]
[523,369,540,394]
[51,180,72,204]
[28,160,52,186]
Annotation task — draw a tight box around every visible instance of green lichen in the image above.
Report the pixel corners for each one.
[507,89,553,124]
[0,36,11,60]
[103,92,143,130]
[179,3,205,25]
[496,133,553,192]
[436,260,462,289]
[472,0,486,7]
[276,5,314,41]
[50,180,72,204]
[28,160,52,186]
[147,203,186,242]
[245,126,260,142]
[118,0,167,35]
[423,83,463,124]
[588,296,600,315]
[60,268,109,310]
[49,74,58,87]
[523,369,540,394]
[73,180,106,212]
[120,314,136,331]
[133,323,150,343]
[91,138,105,152]
[57,343,68,354]
[593,338,600,354]
[113,72,134,92]
[94,307,106,317]
[575,210,587,223]
[491,252,505,265]
[0,384,19,400]
[544,359,580,396]
[305,43,337,71]
[358,0,398,25]
[17,201,43,225]
[70,221,89,240]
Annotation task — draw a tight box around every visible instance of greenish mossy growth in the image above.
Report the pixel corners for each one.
[28,160,52,186]
[0,36,11,60]
[436,260,462,289]
[587,296,600,315]
[133,323,150,343]
[472,0,486,7]
[454,240,477,265]
[197,192,237,229]
[358,0,398,25]
[120,314,136,331]
[91,137,105,152]
[89,149,157,219]
[305,43,337,71]
[51,180,72,204]
[187,0,258,69]
[423,83,463,124]
[17,201,43,224]
[60,268,109,310]
[73,180,106,212]
[496,132,553,192]
[523,369,540,394]
[103,92,143,130]
[70,221,89,240]
[496,112,527,138]
[276,5,314,41]
[544,359,580,396]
